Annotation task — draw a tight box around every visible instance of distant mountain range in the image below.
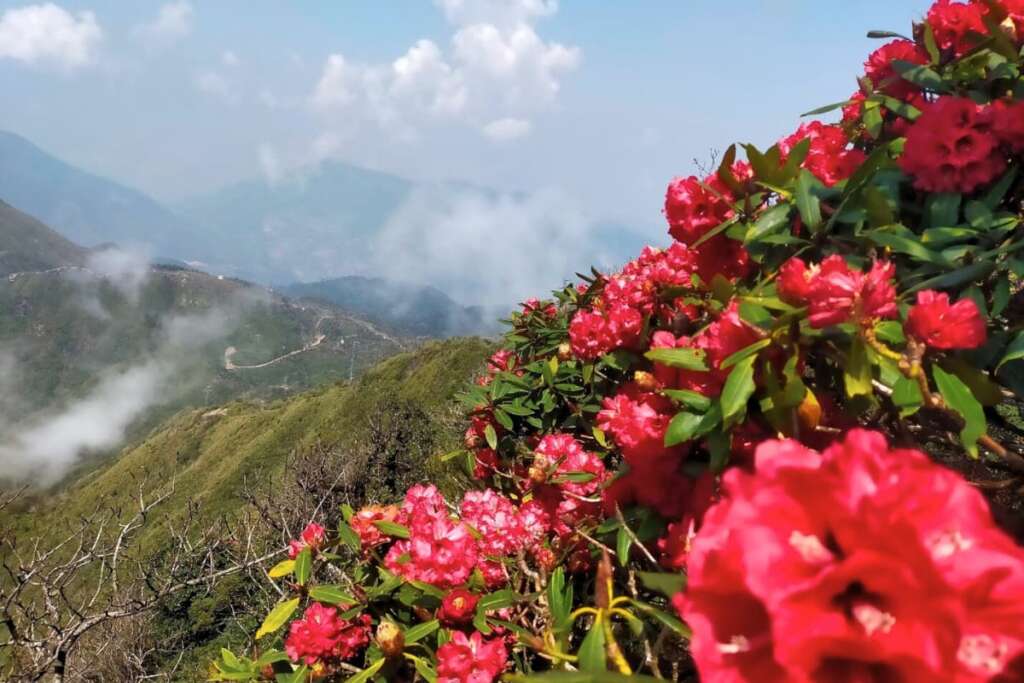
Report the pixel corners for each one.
[0,128,651,335]
[281,275,505,338]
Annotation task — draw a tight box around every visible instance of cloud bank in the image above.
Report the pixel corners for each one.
[0,3,102,70]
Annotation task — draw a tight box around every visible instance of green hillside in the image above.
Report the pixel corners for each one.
[0,200,86,276]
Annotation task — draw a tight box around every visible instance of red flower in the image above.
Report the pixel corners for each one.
[287,522,326,559]
[777,257,813,307]
[472,448,500,480]
[436,630,508,683]
[690,234,752,285]
[993,99,1024,152]
[807,257,897,328]
[438,588,479,626]
[385,515,478,589]
[664,176,734,246]
[906,290,987,350]
[864,40,929,100]
[927,0,986,56]
[284,603,371,666]
[350,506,400,552]
[681,429,1024,682]
[779,121,866,187]
[568,309,612,360]
[900,97,1006,193]
[521,297,557,317]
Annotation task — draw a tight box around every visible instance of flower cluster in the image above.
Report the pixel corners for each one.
[907,290,987,350]
[287,522,326,559]
[284,603,372,667]
[778,255,897,328]
[436,631,508,683]
[681,430,1024,681]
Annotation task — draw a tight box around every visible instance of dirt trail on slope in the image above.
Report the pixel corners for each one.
[224,316,330,371]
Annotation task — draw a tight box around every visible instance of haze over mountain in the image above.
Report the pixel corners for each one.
[0,129,651,315]
[0,205,407,485]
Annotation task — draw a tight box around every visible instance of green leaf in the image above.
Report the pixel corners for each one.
[308,585,357,606]
[905,261,995,295]
[255,598,301,640]
[866,228,953,267]
[484,423,498,450]
[372,522,411,543]
[891,59,948,92]
[637,571,686,598]
[744,203,792,244]
[643,347,708,371]
[628,599,692,638]
[337,521,361,552]
[343,658,386,683]
[615,527,632,566]
[720,355,757,427]
[276,665,309,683]
[476,589,520,614]
[255,650,290,667]
[891,376,923,417]
[665,403,722,447]
[577,621,607,672]
[997,332,1024,370]
[267,559,295,579]
[844,336,873,398]
[404,619,440,644]
[933,366,986,457]
[924,192,962,228]
[294,548,312,586]
[794,170,822,230]
[661,389,712,412]
[720,338,772,370]
[800,98,856,117]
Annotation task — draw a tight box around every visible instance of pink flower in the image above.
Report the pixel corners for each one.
[384,515,478,589]
[681,429,1024,681]
[597,384,677,464]
[287,522,326,559]
[906,290,987,350]
[664,176,735,246]
[779,121,866,187]
[807,257,897,328]
[899,97,1005,194]
[284,603,371,666]
[349,505,400,552]
[460,489,529,557]
[436,630,508,683]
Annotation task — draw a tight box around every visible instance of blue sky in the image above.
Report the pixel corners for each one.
[1,0,930,238]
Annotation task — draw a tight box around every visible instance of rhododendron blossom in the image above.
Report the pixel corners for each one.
[460,489,529,556]
[436,630,508,683]
[284,603,371,666]
[438,588,480,626]
[806,257,897,328]
[287,522,326,559]
[349,506,399,552]
[681,430,1024,681]
[779,121,865,187]
[900,97,1006,193]
[907,290,987,350]
[863,40,928,99]
[928,0,987,55]
[993,98,1024,152]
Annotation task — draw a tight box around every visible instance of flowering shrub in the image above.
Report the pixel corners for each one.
[211,2,1024,681]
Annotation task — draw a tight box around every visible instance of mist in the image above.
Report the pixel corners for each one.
[0,303,243,487]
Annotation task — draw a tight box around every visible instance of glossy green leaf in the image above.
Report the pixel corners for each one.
[343,658,386,683]
[844,337,873,398]
[933,366,986,457]
[294,548,312,586]
[661,388,712,412]
[255,598,301,640]
[404,619,440,644]
[577,620,608,672]
[720,338,772,370]
[644,347,708,371]
[373,520,411,539]
[267,559,295,579]
[997,332,1024,370]
[721,355,757,426]
[308,585,357,606]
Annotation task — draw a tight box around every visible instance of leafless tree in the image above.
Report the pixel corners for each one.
[0,479,284,683]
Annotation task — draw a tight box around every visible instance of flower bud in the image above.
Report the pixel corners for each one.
[438,588,479,626]
[557,342,573,361]
[464,432,484,449]
[376,621,404,659]
[528,453,550,484]
[633,370,658,392]
[797,389,822,432]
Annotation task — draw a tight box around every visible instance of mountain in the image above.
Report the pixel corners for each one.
[281,275,504,338]
[174,160,413,283]
[0,199,86,276]
[0,130,213,263]
[0,208,411,484]
[2,337,492,679]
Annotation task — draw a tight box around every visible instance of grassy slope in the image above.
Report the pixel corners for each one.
[0,200,85,276]
[11,337,492,552]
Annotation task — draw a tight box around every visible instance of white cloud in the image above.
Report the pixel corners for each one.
[222,49,240,67]
[258,143,282,185]
[307,0,578,143]
[0,3,102,70]
[194,69,234,101]
[482,117,531,141]
[371,186,621,307]
[135,0,192,44]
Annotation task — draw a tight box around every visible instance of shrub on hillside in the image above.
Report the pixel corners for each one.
[212,2,1024,681]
